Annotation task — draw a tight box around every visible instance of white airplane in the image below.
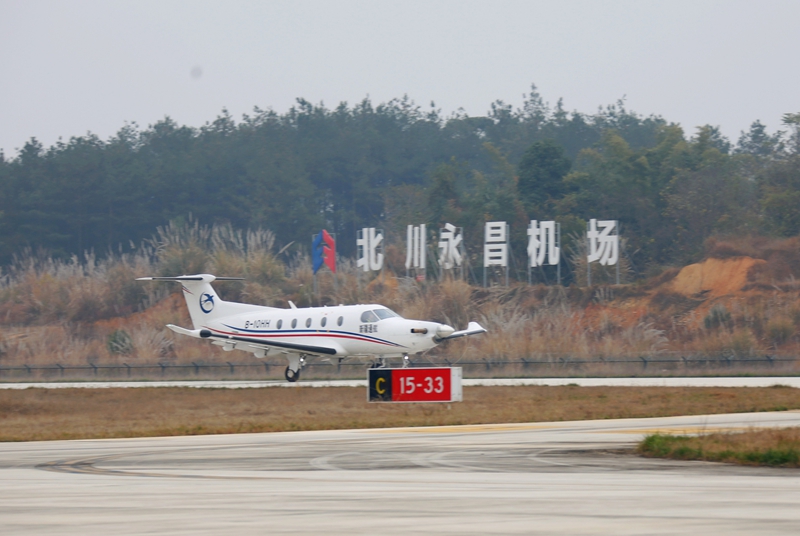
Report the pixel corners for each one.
[137,274,487,381]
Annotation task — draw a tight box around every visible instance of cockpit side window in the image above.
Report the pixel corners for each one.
[374,308,400,320]
[360,310,379,323]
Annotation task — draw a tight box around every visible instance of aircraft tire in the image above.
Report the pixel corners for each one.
[284,367,300,382]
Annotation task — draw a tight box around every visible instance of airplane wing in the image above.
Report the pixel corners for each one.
[166,324,339,356]
[437,321,487,341]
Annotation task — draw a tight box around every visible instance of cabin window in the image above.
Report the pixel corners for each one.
[277,319,282,330]
[360,310,379,323]
[291,318,297,329]
[337,316,343,326]
[321,317,327,327]
[306,318,312,328]
[374,308,400,320]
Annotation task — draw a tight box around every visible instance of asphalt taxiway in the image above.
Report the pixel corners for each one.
[2,376,800,389]
[2,411,800,534]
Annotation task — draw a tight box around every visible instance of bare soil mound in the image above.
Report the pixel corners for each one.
[667,257,766,298]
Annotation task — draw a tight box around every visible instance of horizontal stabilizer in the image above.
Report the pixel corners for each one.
[166,324,204,338]
[136,275,244,282]
[439,321,487,341]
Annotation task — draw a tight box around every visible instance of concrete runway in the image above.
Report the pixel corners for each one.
[2,412,800,534]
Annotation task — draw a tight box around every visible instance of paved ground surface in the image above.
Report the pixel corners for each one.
[2,376,800,389]
[2,411,800,534]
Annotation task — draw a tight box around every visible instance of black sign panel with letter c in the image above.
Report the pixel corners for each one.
[368,369,393,401]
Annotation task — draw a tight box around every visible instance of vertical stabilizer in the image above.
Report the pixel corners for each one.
[136,275,261,329]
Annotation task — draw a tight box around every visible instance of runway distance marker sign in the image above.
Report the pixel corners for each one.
[368,367,462,403]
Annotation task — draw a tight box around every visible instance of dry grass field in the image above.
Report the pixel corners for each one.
[5,228,800,374]
[2,385,799,442]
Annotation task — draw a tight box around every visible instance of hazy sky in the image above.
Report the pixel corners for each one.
[1,0,798,157]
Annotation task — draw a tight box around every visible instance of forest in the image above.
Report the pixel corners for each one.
[1,84,799,282]
[2,85,800,370]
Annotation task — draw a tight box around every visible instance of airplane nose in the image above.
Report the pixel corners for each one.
[436,324,455,338]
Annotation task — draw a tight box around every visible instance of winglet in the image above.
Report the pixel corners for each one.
[288,301,298,310]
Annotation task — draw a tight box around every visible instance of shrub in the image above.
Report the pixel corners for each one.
[704,304,732,330]
[766,318,794,346]
[107,329,133,355]
[730,329,756,357]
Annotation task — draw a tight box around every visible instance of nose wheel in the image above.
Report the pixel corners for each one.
[370,358,389,369]
[284,366,300,382]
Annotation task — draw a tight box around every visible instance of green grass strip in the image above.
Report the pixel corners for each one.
[638,432,800,467]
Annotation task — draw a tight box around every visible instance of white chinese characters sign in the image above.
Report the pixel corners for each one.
[357,227,384,272]
[527,220,560,267]
[484,221,508,268]
[587,219,618,266]
[405,224,426,271]
[438,223,463,271]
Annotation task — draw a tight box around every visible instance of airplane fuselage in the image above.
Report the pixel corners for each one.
[202,304,444,358]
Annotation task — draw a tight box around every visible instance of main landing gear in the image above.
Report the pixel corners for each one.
[284,366,300,382]
[284,355,305,383]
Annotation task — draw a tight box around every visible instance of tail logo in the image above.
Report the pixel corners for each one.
[199,293,215,314]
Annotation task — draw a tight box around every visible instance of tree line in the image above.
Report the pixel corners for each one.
[0,84,798,280]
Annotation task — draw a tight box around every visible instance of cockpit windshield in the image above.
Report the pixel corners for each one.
[374,308,401,320]
[360,309,402,323]
[360,310,379,323]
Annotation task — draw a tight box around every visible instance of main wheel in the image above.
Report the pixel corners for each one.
[285,366,300,382]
